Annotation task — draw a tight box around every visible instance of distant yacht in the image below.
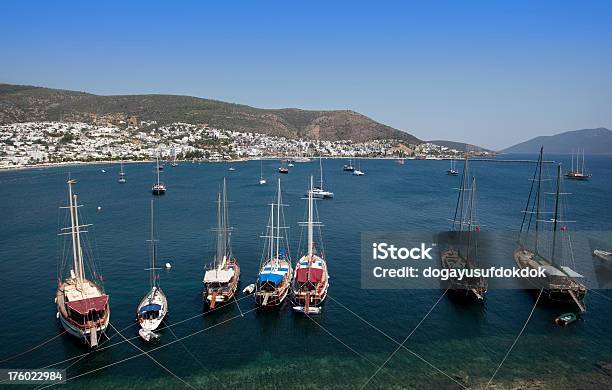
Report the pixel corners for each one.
[228,167,236,171]
[309,157,333,198]
[343,156,355,172]
[137,200,168,338]
[171,146,178,167]
[203,178,240,309]
[278,159,289,174]
[56,179,110,347]
[352,157,365,176]
[259,160,267,185]
[255,179,293,307]
[447,157,459,176]
[293,176,330,314]
[152,155,166,195]
[565,149,592,180]
[118,160,127,183]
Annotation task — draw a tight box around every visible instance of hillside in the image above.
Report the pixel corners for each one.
[428,140,492,153]
[500,128,612,154]
[0,83,420,143]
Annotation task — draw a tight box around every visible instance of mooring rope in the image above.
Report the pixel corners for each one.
[108,323,198,390]
[0,331,67,364]
[328,294,467,389]
[485,288,543,389]
[360,289,448,389]
[591,289,612,303]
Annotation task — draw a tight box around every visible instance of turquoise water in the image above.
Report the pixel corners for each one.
[1,155,611,389]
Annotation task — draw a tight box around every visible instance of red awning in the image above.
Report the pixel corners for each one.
[297,268,323,283]
[66,295,109,315]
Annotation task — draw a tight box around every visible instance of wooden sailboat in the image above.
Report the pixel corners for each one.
[565,148,591,180]
[259,159,267,185]
[514,147,587,312]
[441,157,487,300]
[203,178,240,309]
[278,159,289,174]
[447,157,459,176]
[256,179,293,307]
[56,179,110,347]
[137,200,168,336]
[118,160,127,183]
[152,155,166,195]
[343,156,355,172]
[292,176,330,314]
[310,157,333,198]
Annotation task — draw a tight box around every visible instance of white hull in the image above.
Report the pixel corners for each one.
[137,287,168,332]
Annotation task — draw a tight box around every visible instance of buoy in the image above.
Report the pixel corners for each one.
[165,262,172,269]
[97,206,102,211]
[56,312,59,319]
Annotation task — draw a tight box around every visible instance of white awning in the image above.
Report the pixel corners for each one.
[541,265,565,277]
[561,266,583,278]
[203,269,235,283]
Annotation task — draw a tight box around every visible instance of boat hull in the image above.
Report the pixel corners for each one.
[58,308,109,347]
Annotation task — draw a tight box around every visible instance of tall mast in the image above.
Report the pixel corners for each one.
[222,178,230,260]
[308,176,314,258]
[551,164,561,264]
[581,148,585,175]
[215,191,223,266]
[534,147,543,254]
[275,178,281,261]
[269,200,275,261]
[73,193,85,283]
[149,200,157,288]
[457,157,469,232]
[571,149,574,172]
[156,154,161,185]
[67,180,80,282]
[466,177,476,262]
[319,157,324,189]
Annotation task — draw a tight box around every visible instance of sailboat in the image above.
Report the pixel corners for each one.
[440,157,487,300]
[309,157,334,198]
[255,179,293,307]
[447,157,459,176]
[292,176,330,314]
[278,159,289,174]
[343,156,355,172]
[137,200,168,338]
[203,178,240,309]
[259,159,267,185]
[118,160,127,183]
[565,149,592,180]
[56,179,110,347]
[514,147,587,312]
[152,155,166,195]
[353,157,365,176]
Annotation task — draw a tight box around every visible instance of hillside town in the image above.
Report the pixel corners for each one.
[0,121,492,169]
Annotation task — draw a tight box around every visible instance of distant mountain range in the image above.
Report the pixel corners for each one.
[0,83,421,143]
[500,128,612,154]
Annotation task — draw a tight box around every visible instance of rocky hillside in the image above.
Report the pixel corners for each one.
[0,84,420,143]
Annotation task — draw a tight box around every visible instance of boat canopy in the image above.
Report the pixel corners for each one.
[66,295,108,315]
[203,269,235,284]
[297,267,323,283]
[258,267,288,285]
[139,303,162,314]
[560,266,584,278]
[541,265,565,277]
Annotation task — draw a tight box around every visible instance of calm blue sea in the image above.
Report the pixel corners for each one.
[0,154,611,389]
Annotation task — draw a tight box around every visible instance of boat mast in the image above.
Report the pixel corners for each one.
[308,176,314,258]
[149,200,157,289]
[222,178,230,261]
[156,154,161,185]
[269,198,275,261]
[67,180,81,282]
[215,191,223,267]
[275,178,281,261]
[534,147,543,254]
[465,177,476,262]
[319,157,324,190]
[581,148,585,175]
[551,164,562,264]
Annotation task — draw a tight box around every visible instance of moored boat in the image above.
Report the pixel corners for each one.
[255,179,293,307]
[293,176,330,314]
[565,149,591,180]
[307,157,334,198]
[152,155,166,195]
[203,178,240,309]
[118,160,127,183]
[136,200,168,333]
[56,179,110,347]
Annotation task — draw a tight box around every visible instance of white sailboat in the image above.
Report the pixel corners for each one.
[203,178,241,309]
[259,159,267,185]
[353,157,365,176]
[56,179,110,347]
[118,160,127,183]
[171,146,178,167]
[137,200,168,336]
[152,155,166,195]
[293,176,330,314]
[309,157,333,198]
[255,179,293,307]
[447,157,459,175]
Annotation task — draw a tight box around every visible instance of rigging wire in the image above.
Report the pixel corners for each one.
[484,288,543,389]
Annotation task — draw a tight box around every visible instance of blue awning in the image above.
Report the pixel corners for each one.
[258,273,284,285]
[140,304,161,313]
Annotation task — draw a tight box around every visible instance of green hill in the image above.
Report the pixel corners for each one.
[0,83,420,143]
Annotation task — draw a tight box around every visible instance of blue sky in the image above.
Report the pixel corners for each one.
[1,0,611,149]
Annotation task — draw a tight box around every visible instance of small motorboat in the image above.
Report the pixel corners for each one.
[243,283,256,294]
[555,312,578,326]
[594,249,612,264]
[292,305,321,315]
[228,167,236,171]
[165,262,172,269]
[139,328,160,341]
[353,170,365,176]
